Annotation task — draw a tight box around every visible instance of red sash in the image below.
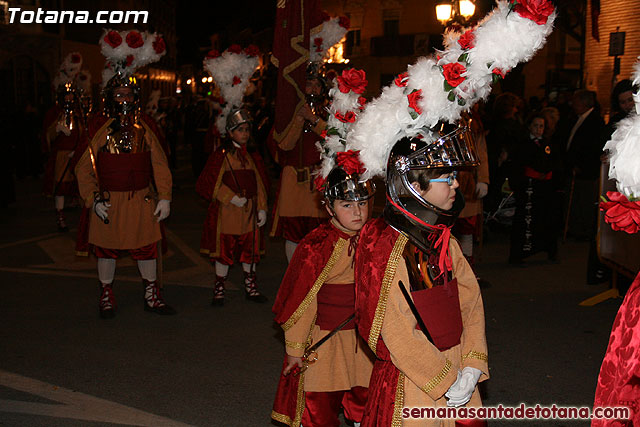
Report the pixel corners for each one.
[97,151,152,192]
[411,278,463,351]
[316,283,356,330]
[221,169,257,198]
[524,166,552,181]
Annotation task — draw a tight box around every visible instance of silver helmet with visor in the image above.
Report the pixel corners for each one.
[324,166,375,203]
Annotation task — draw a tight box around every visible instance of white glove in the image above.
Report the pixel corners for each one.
[445,367,482,407]
[93,199,111,221]
[56,122,71,136]
[475,182,489,199]
[257,210,267,227]
[230,195,247,207]
[154,199,171,222]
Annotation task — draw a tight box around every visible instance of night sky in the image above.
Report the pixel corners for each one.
[176,1,277,67]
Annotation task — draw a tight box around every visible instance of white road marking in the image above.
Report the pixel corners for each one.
[0,370,193,426]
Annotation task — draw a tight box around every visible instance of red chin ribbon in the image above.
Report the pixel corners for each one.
[386,194,453,280]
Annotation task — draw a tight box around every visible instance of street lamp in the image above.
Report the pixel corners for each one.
[436,0,476,26]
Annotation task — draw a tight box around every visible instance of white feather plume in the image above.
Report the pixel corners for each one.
[605,56,640,199]
[347,0,556,179]
[310,17,349,63]
[99,29,166,87]
[53,52,82,89]
[203,46,260,136]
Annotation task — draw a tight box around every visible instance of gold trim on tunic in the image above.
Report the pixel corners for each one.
[420,359,452,394]
[392,372,406,427]
[462,350,488,363]
[368,233,409,354]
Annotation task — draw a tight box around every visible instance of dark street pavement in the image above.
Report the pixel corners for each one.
[0,151,624,426]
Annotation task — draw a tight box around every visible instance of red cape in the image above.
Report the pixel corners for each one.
[196,145,269,258]
[594,271,640,426]
[355,217,409,426]
[271,221,353,426]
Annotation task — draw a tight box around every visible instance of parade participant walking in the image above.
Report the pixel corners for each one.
[344,1,555,423]
[42,52,84,231]
[272,67,374,427]
[75,29,174,319]
[269,11,350,262]
[197,44,269,305]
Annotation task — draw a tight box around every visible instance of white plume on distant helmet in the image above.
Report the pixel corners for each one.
[202,45,260,136]
[99,29,166,87]
[53,52,83,89]
[346,0,557,180]
[309,15,350,63]
[604,56,640,199]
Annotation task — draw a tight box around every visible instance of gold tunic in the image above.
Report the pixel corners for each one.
[75,118,172,250]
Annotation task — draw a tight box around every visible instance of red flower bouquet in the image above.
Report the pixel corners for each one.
[104,31,122,48]
[126,31,144,49]
[600,191,640,234]
[512,0,555,25]
[336,150,365,175]
[442,62,467,88]
[337,69,367,94]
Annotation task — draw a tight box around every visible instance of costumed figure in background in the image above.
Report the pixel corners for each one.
[508,112,559,265]
[452,107,490,285]
[269,11,350,262]
[346,1,555,424]
[196,44,269,306]
[272,68,375,427]
[42,52,84,231]
[75,29,174,319]
[593,58,640,427]
[77,69,94,124]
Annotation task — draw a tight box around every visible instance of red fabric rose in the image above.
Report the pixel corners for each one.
[338,16,350,29]
[321,11,331,22]
[206,49,220,59]
[358,96,367,110]
[232,76,242,86]
[153,37,166,54]
[458,30,475,50]
[126,31,144,49]
[337,69,367,94]
[513,0,555,25]
[336,150,365,175]
[407,89,423,115]
[314,37,323,53]
[394,72,409,87]
[244,44,260,57]
[314,175,327,193]
[227,44,242,54]
[492,68,506,79]
[125,55,134,67]
[104,31,122,48]
[442,62,467,87]
[71,54,81,63]
[320,130,328,139]
[599,191,640,234]
[335,111,356,123]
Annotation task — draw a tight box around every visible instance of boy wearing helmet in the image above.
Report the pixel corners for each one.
[271,164,376,427]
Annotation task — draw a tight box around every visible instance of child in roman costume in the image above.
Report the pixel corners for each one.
[271,69,375,427]
[346,1,556,424]
[196,45,269,305]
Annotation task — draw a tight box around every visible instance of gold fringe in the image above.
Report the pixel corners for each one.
[421,359,452,394]
[392,372,405,427]
[462,350,488,363]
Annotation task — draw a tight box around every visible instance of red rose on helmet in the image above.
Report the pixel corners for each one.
[407,89,423,115]
[337,69,367,94]
[207,49,220,59]
[600,191,640,234]
[513,0,555,25]
[321,11,331,22]
[320,130,328,139]
[358,96,367,110]
[335,111,356,123]
[442,62,466,87]
[104,31,122,48]
[71,54,81,63]
[153,37,166,54]
[227,44,242,54]
[458,30,475,50]
[126,31,144,48]
[125,55,134,67]
[314,37,323,53]
[492,68,506,79]
[336,150,365,175]
[244,44,260,57]
[394,72,409,87]
[314,175,327,193]
[232,76,241,86]
[338,16,350,29]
